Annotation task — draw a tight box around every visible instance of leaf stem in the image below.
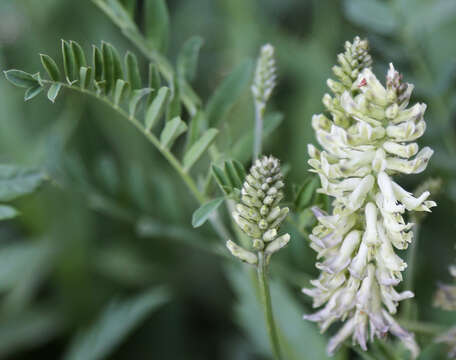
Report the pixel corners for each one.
[257,252,282,360]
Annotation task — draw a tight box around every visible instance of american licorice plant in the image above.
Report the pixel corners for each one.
[2,1,449,359]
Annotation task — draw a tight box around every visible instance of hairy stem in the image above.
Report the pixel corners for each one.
[257,252,282,360]
[253,102,265,160]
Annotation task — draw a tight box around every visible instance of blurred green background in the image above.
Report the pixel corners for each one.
[1,0,456,359]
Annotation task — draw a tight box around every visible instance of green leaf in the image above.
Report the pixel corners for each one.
[3,70,39,88]
[62,39,76,84]
[183,128,219,171]
[145,86,170,131]
[119,0,136,17]
[212,164,231,195]
[147,63,161,105]
[92,46,104,83]
[125,51,141,90]
[185,111,206,150]
[191,197,224,228]
[160,116,187,149]
[344,0,397,35]
[205,59,254,127]
[144,0,170,52]
[47,83,62,103]
[101,41,114,94]
[113,79,130,107]
[177,36,204,82]
[63,288,169,360]
[24,85,43,101]
[40,54,61,81]
[232,160,246,182]
[109,44,124,81]
[295,176,320,211]
[166,76,181,120]
[0,165,46,202]
[79,66,92,90]
[129,88,153,117]
[224,160,243,189]
[0,205,18,220]
[233,112,283,161]
[148,63,161,91]
[70,40,87,70]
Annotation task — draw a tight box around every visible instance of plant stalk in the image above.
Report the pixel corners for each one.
[257,252,282,360]
[253,102,265,160]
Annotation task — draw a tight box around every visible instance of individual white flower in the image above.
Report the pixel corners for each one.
[303,37,436,358]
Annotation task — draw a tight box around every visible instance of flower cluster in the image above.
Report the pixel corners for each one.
[226,156,290,264]
[302,37,436,358]
[251,44,276,109]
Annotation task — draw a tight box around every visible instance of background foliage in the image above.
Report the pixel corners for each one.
[0,0,456,359]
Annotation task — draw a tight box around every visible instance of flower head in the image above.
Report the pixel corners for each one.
[227,156,290,264]
[303,37,436,358]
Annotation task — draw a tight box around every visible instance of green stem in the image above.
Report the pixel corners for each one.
[403,220,420,319]
[257,252,282,360]
[253,102,265,160]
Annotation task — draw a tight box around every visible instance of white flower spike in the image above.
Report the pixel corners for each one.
[303,37,436,358]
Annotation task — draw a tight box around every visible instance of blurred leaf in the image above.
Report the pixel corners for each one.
[63,288,169,360]
[129,88,153,117]
[0,242,53,292]
[0,205,18,220]
[145,86,170,131]
[24,85,43,101]
[147,63,161,104]
[80,66,92,90]
[160,116,187,148]
[0,165,46,202]
[125,51,141,89]
[144,0,170,52]
[95,246,155,286]
[183,128,219,171]
[113,79,129,106]
[226,264,335,360]
[206,59,254,127]
[192,197,224,228]
[177,36,204,82]
[0,308,65,359]
[40,54,61,81]
[343,0,397,35]
[294,175,320,211]
[47,83,62,103]
[119,0,136,17]
[186,111,206,149]
[166,76,181,120]
[3,70,39,88]
[224,160,244,189]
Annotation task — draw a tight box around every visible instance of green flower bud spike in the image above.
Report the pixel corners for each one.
[227,155,290,264]
[227,155,289,360]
